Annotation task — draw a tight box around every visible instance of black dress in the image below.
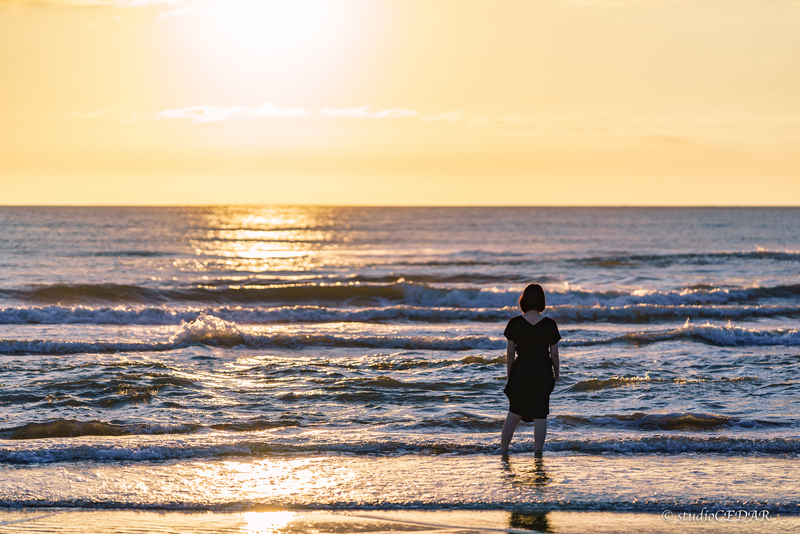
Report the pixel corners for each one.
[503,315,561,421]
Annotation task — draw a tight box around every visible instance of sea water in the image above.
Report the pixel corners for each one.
[0,206,798,514]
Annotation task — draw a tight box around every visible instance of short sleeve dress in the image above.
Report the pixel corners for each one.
[503,315,561,421]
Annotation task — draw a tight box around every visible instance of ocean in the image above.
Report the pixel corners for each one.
[0,206,798,519]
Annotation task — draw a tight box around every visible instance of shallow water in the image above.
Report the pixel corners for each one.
[0,207,798,512]
[2,453,798,512]
[1,509,795,534]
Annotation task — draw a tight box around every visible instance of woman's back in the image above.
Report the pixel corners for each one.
[504,315,559,364]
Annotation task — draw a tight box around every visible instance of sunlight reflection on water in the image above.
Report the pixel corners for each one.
[242,511,297,534]
[2,207,800,517]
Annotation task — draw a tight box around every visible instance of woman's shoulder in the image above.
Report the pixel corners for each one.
[536,316,557,330]
[507,315,525,326]
[542,316,561,342]
[542,316,560,329]
[503,315,523,338]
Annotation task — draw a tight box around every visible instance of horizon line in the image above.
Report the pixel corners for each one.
[2,204,800,209]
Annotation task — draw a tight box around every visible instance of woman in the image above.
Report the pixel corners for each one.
[500,283,561,455]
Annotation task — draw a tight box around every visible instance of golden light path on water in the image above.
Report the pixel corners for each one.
[158,205,378,514]
[181,207,354,273]
[176,206,452,277]
[201,214,323,260]
[2,453,798,531]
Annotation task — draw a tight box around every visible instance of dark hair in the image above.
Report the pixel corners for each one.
[519,283,546,313]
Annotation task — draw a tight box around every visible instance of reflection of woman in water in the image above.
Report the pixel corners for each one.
[500,284,561,455]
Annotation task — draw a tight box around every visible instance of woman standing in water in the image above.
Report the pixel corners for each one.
[500,283,561,455]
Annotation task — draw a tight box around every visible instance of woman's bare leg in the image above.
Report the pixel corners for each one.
[500,411,522,453]
[533,418,547,454]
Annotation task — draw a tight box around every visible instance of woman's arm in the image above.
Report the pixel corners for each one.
[550,343,560,383]
[506,339,516,378]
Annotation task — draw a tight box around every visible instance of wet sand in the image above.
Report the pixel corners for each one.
[0,509,796,534]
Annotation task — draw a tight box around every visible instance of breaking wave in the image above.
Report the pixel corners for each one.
[0,315,499,354]
[1,434,798,465]
[571,249,800,267]
[551,412,788,430]
[4,281,800,308]
[570,321,800,347]
[567,376,657,392]
[3,316,800,355]
[552,303,800,323]
[0,420,202,440]
[0,418,300,440]
[0,304,513,326]
[2,302,800,327]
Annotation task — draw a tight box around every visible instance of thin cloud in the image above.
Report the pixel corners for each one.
[157,102,309,123]
[158,106,244,123]
[157,103,428,123]
[248,103,309,118]
[320,106,418,119]
[156,7,196,18]
[1,1,186,6]
[155,105,713,139]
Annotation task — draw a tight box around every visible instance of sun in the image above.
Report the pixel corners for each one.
[203,0,336,58]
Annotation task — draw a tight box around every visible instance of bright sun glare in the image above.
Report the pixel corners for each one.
[243,511,296,534]
[205,0,334,56]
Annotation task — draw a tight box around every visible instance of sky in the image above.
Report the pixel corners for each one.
[1,0,799,206]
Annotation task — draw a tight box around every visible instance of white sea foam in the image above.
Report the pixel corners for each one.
[1,433,798,465]
[631,320,800,346]
[569,320,800,347]
[0,314,501,354]
[3,301,799,328]
[3,315,799,355]
[5,281,800,309]
[0,305,192,325]
[0,304,513,326]
[169,313,247,346]
[551,303,800,323]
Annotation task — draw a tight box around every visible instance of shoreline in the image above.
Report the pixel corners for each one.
[3,452,798,513]
[1,509,796,534]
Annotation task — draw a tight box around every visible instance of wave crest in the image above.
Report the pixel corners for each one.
[169,313,246,346]
[0,419,201,440]
[553,412,773,431]
[567,376,654,392]
[567,321,800,348]
[630,320,800,347]
[2,434,798,464]
[5,281,800,309]
[4,302,800,327]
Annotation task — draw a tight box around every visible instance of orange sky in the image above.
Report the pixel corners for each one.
[1,0,799,206]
